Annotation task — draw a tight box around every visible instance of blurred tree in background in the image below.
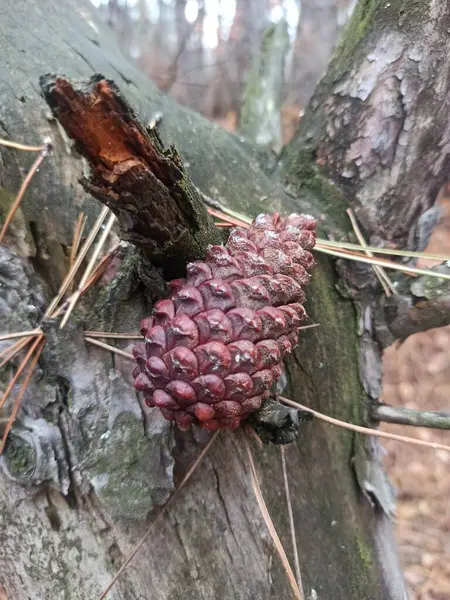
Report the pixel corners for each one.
[92,0,354,138]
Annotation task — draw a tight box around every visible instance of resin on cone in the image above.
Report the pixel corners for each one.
[133,213,316,431]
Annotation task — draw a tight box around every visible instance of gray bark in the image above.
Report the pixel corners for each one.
[0,0,434,599]
[280,0,450,248]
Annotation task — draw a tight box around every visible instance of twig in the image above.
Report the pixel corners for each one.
[280,446,303,597]
[60,212,116,328]
[372,404,450,430]
[85,331,142,340]
[0,336,35,368]
[0,141,52,243]
[0,338,45,455]
[0,334,44,412]
[346,209,396,296]
[279,396,450,453]
[244,437,303,600]
[0,138,46,152]
[45,206,109,317]
[84,337,136,360]
[0,329,41,342]
[98,430,220,599]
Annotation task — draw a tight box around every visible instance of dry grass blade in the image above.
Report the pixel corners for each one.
[99,430,220,599]
[60,212,116,328]
[347,209,396,296]
[70,212,87,268]
[85,331,142,340]
[0,334,44,412]
[0,329,41,342]
[244,437,303,600]
[45,206,109,317]
[84,337,135,360]
[279,396,450,453]
[0,143,51,243]
[317,238,450,262]
[0,338,45,455]
[0,138,46,152]
[280,446,303,597]
[0,336,35,368]
[314,245,450,281]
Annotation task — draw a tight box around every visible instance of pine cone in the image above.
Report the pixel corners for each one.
[132,213,316,431]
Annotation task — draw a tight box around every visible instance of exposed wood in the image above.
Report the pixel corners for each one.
[41,74,221,277]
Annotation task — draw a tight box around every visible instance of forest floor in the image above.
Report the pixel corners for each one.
[381,192,450,600]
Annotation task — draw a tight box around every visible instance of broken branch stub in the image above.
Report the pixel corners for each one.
[40,73,221,278]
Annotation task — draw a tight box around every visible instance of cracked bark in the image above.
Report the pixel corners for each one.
[40,74,221,277]
[2,0,446,599]
[280,0,450,248]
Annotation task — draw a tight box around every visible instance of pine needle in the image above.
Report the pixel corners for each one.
[314,245,450,281]
[60,212,116,328]
[70,212,87,269]
[45,206,109,317]
[0,142,52,243]
[207,207,252,228]
[279,396,450,453]
[280,446,303,597]
[0,329,41,342]
[298,323,320,331]
[98,430,220,599]
[85,331,142,340]
[81,244,119,293]
[317,239,450,262]
[50,249,117,322]
[206,205,450,269]
[0,338,45,455]
[244,437,303,600]
[84,337,136,359]
[85,340,450,454]
[0,336,35,368]
[0,138,46,152]
[346,209,396,296]
[0,334,44,412]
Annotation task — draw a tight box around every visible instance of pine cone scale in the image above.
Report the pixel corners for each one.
[133,212,316,429]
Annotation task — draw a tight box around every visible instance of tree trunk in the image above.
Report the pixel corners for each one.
[2,0,442,598]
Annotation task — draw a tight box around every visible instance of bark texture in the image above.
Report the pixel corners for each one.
[280,0,450,248]
[40,74,221,277]
[0,0,434,599]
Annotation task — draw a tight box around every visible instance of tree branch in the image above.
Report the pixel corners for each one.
[281,0,450,247]
[40,74,221,278]
[372,403,450,430]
